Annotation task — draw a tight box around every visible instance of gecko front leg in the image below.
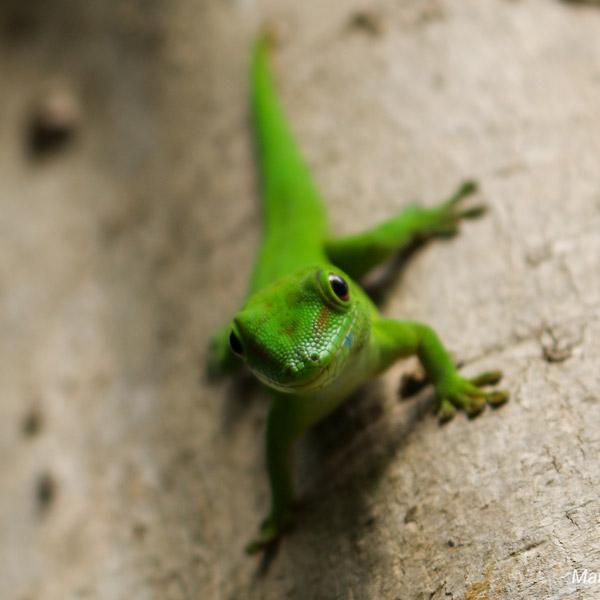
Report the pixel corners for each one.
[371,319,508,422]
[325,180,484,280]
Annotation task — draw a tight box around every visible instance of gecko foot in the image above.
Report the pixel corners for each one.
[424,179,487,238]
[245,513,293,555]
[435,370,509,423]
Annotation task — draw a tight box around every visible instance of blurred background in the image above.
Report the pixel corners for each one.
[1,1,599,598]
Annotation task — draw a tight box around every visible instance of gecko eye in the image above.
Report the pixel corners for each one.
[229,330,244,356]
[328,273,349,302]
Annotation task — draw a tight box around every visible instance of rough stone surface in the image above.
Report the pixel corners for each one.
[1,1,599,598]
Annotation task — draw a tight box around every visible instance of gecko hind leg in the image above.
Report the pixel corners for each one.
[325,180,484,281]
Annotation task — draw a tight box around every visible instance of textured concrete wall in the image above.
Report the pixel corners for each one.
[1,1,599,598]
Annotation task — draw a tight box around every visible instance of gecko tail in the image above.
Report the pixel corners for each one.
[250,31,303,186]
[248,29,328,291]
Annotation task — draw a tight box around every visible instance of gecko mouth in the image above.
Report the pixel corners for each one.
[282,365,332,391]
[252,363,330,393]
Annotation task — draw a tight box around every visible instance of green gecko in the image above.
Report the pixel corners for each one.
[207,34,508,554]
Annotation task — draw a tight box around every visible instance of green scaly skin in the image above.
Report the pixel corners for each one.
[206,35,508,554]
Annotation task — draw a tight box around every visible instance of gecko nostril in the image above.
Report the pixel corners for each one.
[309,353,319,362]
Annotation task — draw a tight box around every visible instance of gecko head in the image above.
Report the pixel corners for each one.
[228,267,367,393]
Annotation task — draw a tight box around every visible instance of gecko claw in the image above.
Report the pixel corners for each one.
[469,370,503,387]
[437,398,457,423]
[458,204,487,220]
[453,179,478,200]
[485,390,509,407]
[245,513,292,555]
